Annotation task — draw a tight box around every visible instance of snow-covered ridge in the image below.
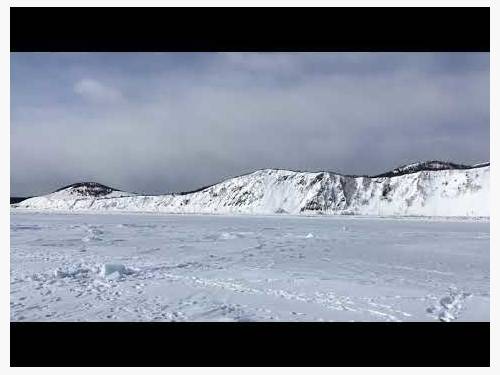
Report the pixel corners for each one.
[51,182,134,199]
[12,162,489,217]
[372,160,487,178]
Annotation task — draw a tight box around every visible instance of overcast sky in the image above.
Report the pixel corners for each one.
[11,52,489,196]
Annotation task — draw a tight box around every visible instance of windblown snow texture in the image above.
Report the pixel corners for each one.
[10,212,489,322]
[13,162,489,217]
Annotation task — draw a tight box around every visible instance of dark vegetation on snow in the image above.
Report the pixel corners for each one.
[176,184,215,196]
[10,197,30,204]
[372,161,488,178]
[53,182,119,197]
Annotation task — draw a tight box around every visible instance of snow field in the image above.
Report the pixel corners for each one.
[10,211,489,322]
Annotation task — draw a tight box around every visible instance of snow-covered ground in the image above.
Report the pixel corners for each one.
[10,211,489,322]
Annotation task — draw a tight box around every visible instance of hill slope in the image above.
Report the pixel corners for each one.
[13,162,489,217]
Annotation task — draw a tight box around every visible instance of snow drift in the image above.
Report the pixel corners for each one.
[13,162,489,217]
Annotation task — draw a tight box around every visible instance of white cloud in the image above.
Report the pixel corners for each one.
[73,78,123,103]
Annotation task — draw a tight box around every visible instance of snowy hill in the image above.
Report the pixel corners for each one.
[52,182,130,198]
[13,162,489,217]
[372,161,484,178]
[14,182,136,210]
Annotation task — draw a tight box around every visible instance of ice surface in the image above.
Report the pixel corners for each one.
[10,211,489,322]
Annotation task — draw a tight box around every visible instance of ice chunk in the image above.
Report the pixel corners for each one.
[219,232,237,240]
[439,310,456,322]
[53,264,92,279]
[100,263,134,279]
[427,287,472,322]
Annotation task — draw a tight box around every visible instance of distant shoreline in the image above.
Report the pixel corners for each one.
[10,197,30,204]
[10,208,490,223]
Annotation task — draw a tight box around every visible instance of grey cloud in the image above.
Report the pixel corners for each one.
[73,78,124,103]
[11,53,489,196]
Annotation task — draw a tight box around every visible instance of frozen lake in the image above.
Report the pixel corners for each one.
[10,211,489,322]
